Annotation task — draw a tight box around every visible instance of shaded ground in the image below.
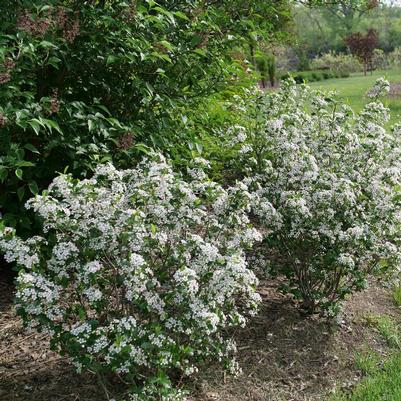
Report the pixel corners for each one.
[0,269,399,401]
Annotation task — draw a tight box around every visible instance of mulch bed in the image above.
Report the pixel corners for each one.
[191,280,400,401]
[0,268,399,401]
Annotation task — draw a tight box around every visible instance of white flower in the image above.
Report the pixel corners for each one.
[0,153,260,397]
[227,78,401,313]
[365,77,390,99]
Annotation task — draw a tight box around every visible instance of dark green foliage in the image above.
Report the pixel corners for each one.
[280,69,346,83]
[0,0,291,235]
[256,54,277,87]
[256,56,269,88]
[267,54,276,87]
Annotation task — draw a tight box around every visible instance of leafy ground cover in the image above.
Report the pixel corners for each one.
[1,269,400,401]
[309,69,401,125]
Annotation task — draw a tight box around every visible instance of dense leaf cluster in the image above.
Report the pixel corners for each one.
[0,0,290,234]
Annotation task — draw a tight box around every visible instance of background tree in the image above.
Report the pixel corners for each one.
[291,1,401,61]
[345,28,378,75]
[322,0,378,36]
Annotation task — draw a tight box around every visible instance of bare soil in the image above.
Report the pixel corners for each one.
[0,269,399,401]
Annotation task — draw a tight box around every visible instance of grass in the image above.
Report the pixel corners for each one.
[393,285,401,307]
[308,69,401,126]
[354,348,381,376]
[364,314,401,349]
[332,353,401,401]
[331,300,401,401]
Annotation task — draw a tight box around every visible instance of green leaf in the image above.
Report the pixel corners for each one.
[174,11,189,20]
[39,5,52,12]
[0,167,8,182]
[16,148,25,160]
[88,120,95,132]
[145,82,154,96]
[106,55,117,65]
[28,181,39,195]
[28,120,41,135]
[191,35,203,47]
[15,168,23,180]
[17,186,25,201]
[96,105,111,115]
[48,56,61,68]
[193,48,207,57]
[158,40,173,52]
[24,144,40,154]
[39,40,58,49]
[15,161,35,167]
[134,143,152,154]
[41,118,63,134]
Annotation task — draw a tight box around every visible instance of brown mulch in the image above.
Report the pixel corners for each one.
[0,268,399,401]
[190,280,400,401]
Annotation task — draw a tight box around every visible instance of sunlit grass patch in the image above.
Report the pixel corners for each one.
[331,308,401,401]
[345,352,401,401]
[354,348,381,376]
[308,69,401,126]
[364,314,400,349]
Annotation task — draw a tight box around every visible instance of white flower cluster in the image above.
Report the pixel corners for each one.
[229,78,401,314]
[365,76,390,99]
[0,153,261,399]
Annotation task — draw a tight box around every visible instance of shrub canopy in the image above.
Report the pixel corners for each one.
[0,153,262,399]
[0,0,291,234]
[226,78,401,314]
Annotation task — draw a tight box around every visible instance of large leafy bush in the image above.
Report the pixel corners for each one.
[0,0,291,234]
[227,78,401,314]
[0,154,261,400]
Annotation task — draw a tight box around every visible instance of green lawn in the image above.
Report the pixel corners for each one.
[331,302,401,401]
[346,353,401,401]
[308,69,401,126]
[332,350,401,401]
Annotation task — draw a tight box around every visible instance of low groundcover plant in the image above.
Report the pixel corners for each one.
[0,153,262,400]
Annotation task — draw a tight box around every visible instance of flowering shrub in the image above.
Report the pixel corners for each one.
[388,46,401,68]
[365,77,390,99]
[0,154,262,400]
[372,48,389,71]
[311,51,361,77]
[228,78,401,315]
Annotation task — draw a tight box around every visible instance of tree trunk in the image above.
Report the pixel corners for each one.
[249,42,256,71]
